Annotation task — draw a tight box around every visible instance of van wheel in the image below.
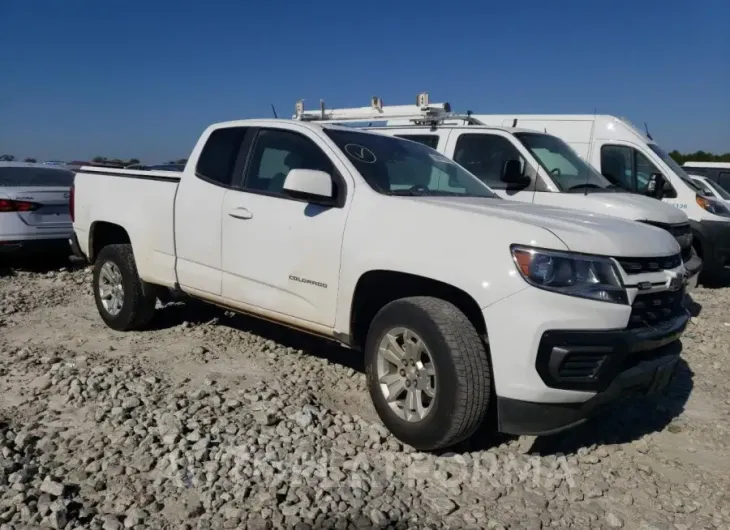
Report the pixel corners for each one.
[93,244,157,331]
[365,296,491,451]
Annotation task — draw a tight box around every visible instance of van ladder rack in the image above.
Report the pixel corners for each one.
[292,92,484,126]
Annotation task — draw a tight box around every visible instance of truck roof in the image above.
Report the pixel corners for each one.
[205,118,411,137]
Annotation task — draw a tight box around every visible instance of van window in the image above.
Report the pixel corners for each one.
[600,144,679,197]
[647,144,700,191]
[719,172,730,193]
[516,132,614,192]
[684,167,708,177]
[453,134,527,190]
[705,178,730,201]
[396,134,440,149]
[691,178,715,197]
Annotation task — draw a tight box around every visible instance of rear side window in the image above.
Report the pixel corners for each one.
[0,167,74,187]
[195,127,251,186]
[396,134,440,149]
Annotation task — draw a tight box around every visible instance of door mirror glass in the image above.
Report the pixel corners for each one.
[647,172,666,199]
[283,169,333,203]
[501,159,530,188]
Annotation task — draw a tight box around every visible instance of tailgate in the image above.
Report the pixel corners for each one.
[0,187,71,227]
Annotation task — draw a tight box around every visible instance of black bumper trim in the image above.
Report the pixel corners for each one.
[0,238,71,255]
[690,219,730,275]
[498,341,681,436]
[535,313,688,393]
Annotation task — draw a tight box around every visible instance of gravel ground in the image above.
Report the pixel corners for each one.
[1,260,730,529]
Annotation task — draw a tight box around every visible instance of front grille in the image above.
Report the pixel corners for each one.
[557,351,607,380]
[617,254,682,274]
[628,288,686,329]
[643,221,693,263]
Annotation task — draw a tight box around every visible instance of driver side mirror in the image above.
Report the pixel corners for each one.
[283,169,335,205]
[646,172,666,200]
[501,159,530,189]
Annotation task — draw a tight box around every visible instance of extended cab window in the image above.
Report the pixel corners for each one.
[244,129,333,195]
[196,127,250,186]
[396,134,439,149]
[453,134,526,190]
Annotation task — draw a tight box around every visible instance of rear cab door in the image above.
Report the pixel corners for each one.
[174,127,252,296]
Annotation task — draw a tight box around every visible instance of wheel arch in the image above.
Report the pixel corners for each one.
[348,269,488,352]
[88,221,131,262]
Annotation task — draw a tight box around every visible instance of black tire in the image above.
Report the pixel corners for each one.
[364,296,492,451]
[92,244,157,331]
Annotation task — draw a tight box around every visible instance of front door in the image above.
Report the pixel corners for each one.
[444,130,538,203]
[220,126,350,327]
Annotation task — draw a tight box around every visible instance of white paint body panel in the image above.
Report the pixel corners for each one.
[73,120,684,407]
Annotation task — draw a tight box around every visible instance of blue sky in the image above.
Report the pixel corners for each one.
[1,0,728,162]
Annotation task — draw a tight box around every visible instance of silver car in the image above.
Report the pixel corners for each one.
[0,162,74,257]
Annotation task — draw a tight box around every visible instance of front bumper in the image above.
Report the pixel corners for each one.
[690,219,730,276]
[497,314,687,435]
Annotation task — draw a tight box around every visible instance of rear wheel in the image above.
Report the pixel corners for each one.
[93,244,157,331]
[365,296,492,451]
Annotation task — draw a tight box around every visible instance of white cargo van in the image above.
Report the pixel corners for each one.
[683,162,730,193]
[472,114,730,279]
[293,96,701,287]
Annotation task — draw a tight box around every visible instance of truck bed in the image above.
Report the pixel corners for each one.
[72,166,181,288]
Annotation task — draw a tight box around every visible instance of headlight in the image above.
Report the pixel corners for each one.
[696,194,730,217]
[511,246,627,304]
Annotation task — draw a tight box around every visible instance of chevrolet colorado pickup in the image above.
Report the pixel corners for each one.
[70,119,690,451]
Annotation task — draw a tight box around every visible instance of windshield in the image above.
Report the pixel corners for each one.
[0,166,75,187]
[704,178,730,200]
[647,143,703,192]
[323,128,498,198]
[514,132,618,192]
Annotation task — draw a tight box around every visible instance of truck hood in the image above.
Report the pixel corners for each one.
[564,192,688,224]
[417,197,680,258]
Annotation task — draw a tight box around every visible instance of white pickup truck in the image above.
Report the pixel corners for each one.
[70,119,689,451]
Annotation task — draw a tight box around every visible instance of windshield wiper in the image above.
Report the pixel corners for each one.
[567,183,603,191]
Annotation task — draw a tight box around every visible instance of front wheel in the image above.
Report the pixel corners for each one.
[365,296,492,451]
[92,244,157,331]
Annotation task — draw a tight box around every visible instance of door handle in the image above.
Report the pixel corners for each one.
[228,207,253,220]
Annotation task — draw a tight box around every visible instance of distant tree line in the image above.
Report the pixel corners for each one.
[669,150,730,164]
[0,154,189,166]
[89,156,188,167]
